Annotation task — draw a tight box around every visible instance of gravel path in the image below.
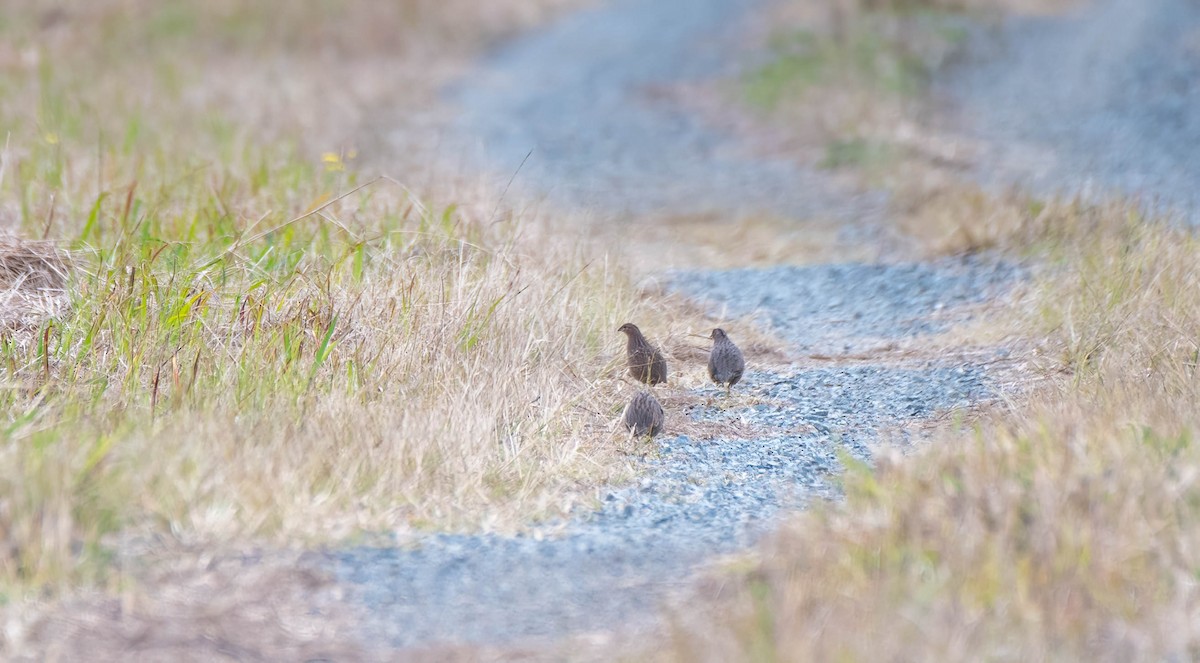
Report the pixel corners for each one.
[444,0,884,222]
[329,257,1018,649]
[327,0,1195,651]
[672,259,1020,355]
[935,0,1200,219]
[319,0,1068,652]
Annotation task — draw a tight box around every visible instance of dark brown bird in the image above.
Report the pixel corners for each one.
[707,328,745,396]
[617,323,667,385]
[623,389,665,437]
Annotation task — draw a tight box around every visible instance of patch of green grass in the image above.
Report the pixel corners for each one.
[742,9,961,111]
[820,137,900,171]
[744,33,826,109]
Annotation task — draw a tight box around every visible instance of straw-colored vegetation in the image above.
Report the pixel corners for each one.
[693,5,1200,657]
[745,0,1074,120]
[736,0,1082,258]
[668,200,1200,660]
[0,0,687,601]
[741,1,978,139]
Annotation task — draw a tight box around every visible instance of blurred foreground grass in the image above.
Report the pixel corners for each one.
[0,0,650,597]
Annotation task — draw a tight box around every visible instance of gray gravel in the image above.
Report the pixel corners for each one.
[327,260,1016,649]
[936,0,1200,220]
[672,257,1022,355]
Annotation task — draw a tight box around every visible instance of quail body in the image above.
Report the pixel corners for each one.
[707,328,745,395]
[623,389,665,437]
[617,323,667,385]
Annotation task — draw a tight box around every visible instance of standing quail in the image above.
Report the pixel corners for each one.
[623,389,665,437]
[707,328,745,396]
[617,323,668,385]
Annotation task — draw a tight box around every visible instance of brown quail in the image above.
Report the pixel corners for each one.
[623,389,665,437]
[617,323,667,385]
[707,328,745,396]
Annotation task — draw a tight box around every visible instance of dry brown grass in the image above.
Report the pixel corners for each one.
[0,236,71,331]
[0,15,810,663]
[0,0,585,178]
[0,0,738,655]
[726,0,1084,260]
[613,211,883,268]
[0,0,727,607]
[740,0,991,140]
[7,550,368,662]
[665,199,1200,661]
[892,175,1040,254]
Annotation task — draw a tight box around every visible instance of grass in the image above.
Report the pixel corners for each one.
[729,1,1004,259]
[893,181,1046,254]
[819,137,901,170]
[667,199,1200,660]
[744,22,942,112]
[677,2,1200,657]
[733,0,1087,258]
[741,1,976,140]
[739,0,1079,138]
[604,210,884,269]
[0,0,679,604]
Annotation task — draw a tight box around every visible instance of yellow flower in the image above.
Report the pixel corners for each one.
[43,132,59,145]
[321,152,345,172]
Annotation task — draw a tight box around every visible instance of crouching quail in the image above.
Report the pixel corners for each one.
[623,389,665,437]
[707,328,745,396]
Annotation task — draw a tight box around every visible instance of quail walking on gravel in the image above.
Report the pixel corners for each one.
[707,328,745,396]
[623,389,665,437]
[617,323,668,385]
